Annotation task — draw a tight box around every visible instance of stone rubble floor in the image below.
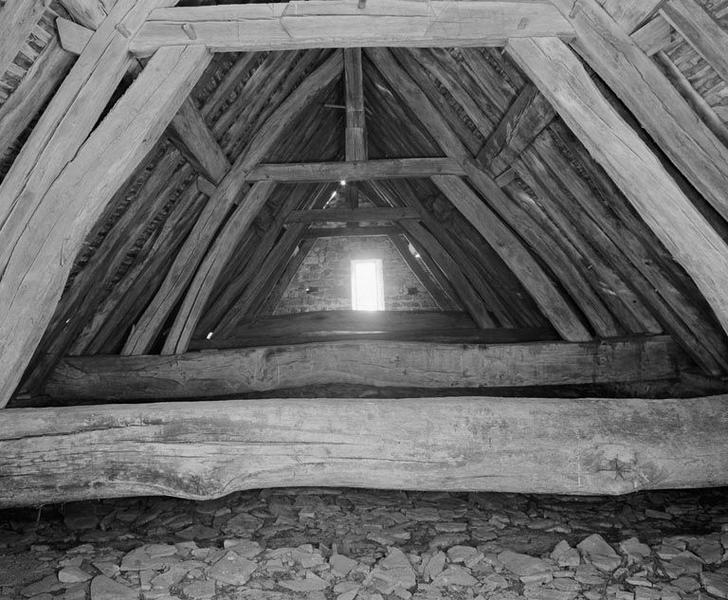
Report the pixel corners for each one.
[0,487,727,600]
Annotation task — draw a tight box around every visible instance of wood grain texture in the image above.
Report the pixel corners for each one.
[58,0,112,29]
[660,0,728,84]
[168,98,231,184]
[399,220,496,328]
[130,1,575,54]
[162,181,276,354]
[0,36,75,159]
[0,0,45,79]
[5,390,725,506]
[0,0,177,276]
[598,0,664,32]
[367,47,591,342]
[287,207,420,223]
[0,44,210,407]
[548,0,728,226]
[507,36,728,343]
[122,52,343,355]
[47,335,681,400]
[247,158,464,182]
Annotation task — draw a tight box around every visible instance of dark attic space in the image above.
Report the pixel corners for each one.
[2,0,728,598]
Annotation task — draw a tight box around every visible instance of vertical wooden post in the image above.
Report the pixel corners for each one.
[344,48,366,209]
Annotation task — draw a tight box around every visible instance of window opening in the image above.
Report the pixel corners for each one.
[351,258,384,311]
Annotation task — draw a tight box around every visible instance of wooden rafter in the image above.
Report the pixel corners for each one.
[398,220,496,329]
[548,0,728,226]
[197,183,332,334]
[161,181,276,355]
[214,224,310,333]
[0,43,211,407]
[247,158,464,182]
[0,35,75,161]
[129,2,575,55]
[508,36,728,345]
[22,152,194,393]
[255,238,317,316]
[366,47,592,342]
[0,0,178,275]
[121,52,343,355]
[58,0,113,29]
[476,83,555,177]
[344,47,366,208]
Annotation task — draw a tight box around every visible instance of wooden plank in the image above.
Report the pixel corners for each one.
[46,334,681,400]
[0,44,211,408]
[122,52,343,355]
[0,0,178,277]
[399,221,496,328]
[0,0,45,79]
[367,47,591,342]
[161,182,276,355]
[168,98,231,184]
[130,1,575,55]
[248,158,464,182]
[477,84,555,177]
[6,390,728,506]
[0,36,75,159]
[287,207,420,223]
[508,36,728,342]
[548,0,728,226]
[660,0,728,84]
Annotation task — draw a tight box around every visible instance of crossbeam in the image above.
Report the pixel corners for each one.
[286,207,420,222]
[46,335,682,400]
[2,392,726,506]
[130,1,576,55]
[247,158,465,182]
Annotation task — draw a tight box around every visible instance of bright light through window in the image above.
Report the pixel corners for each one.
[351,259,384,311]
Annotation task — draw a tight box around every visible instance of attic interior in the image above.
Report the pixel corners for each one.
[1,0,728,507]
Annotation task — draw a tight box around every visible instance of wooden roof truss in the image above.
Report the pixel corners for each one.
[1,0,728,503]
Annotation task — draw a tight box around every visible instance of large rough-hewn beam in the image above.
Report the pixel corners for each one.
[47,335,682,400]
[130,1,575,55]
[548,0,728,225]
[507,36,728,341]
[2,391,726,506]
[0,44,211,408]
